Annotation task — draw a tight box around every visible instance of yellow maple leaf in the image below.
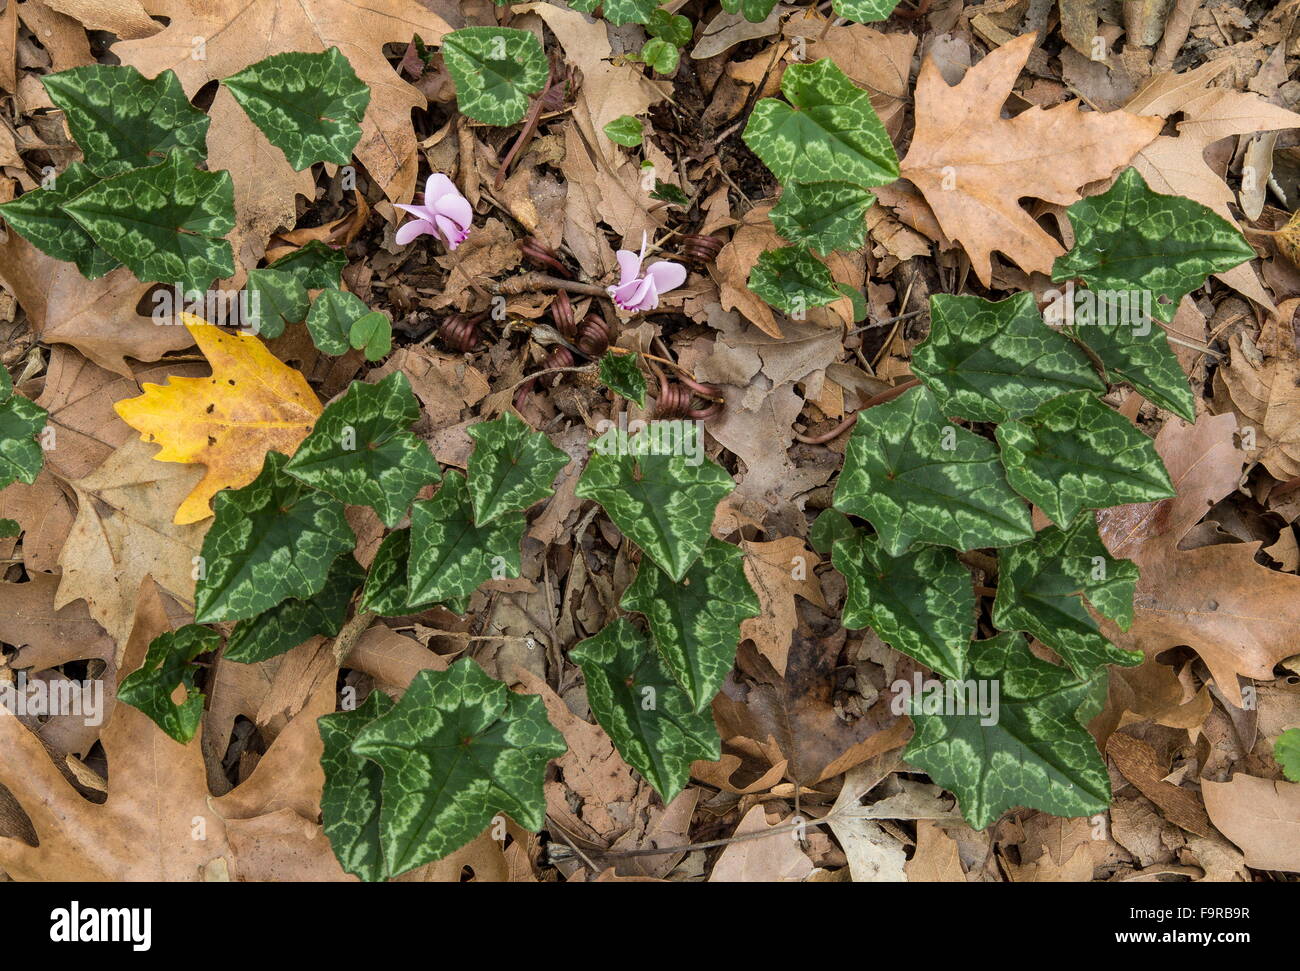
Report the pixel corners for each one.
[115,314,321,525]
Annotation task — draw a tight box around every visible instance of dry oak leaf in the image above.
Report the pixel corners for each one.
[0,581,349,880]
[1214,332,1300,480]
[112,0,452,272]
[1098,412,1300,708]
[54,437,207,653]
[115,315,321,525]
[899,31,1161,287]
[740,536,829,676]
[1124,60,1300,311]
[1202,774,1300,873]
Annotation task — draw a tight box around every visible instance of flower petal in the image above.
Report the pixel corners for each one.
[396,218,436,245]
[432,193,473,233]
[615,249,642,286]
[644,260,687,295]
[425,173,458,204]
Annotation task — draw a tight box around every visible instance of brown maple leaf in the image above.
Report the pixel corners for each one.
[899,32,1161,286]
[1098,413,1298,708]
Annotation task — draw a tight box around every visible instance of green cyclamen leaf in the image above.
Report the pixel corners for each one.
[904,632,1111,830]
[994,390,1175,527]
[570,618,720,802]
[748,246,841,315]
[42,65,209,177]
[266,239,347,290]
[912,292,1104,422]
[243,267,309,339]
[603,115,644,148]
[223,48,371,170]
[832,386,1033,556]
[993,514,1141,676]
[0,162,121,278]
[646,9,693,46]
[441,27,550,127]
[720,0,779,22]
[408,472,524,605]
[742,58,899,189]
[639,38,680,75]
[576,421,734,582]
[306,288,369,356]
[832,530,973,680]
[350,657,567,875]
[621,539,759,712]
[769,182,874,257]
[359,528,456,617]
[285,372,441,528]
[194,451,356,623]
[599,352,647,407]
[0,372,48,490]
[809,508,856,555]
[1064,292,1195,422]
[467,411,569,526]
[117,624,221,744]
[319,690,395,882]
[570,0,657,24]
[1052,167,1256,324]
[0,518,19,538]
[62,153,235,293]
[1276,728,1300,784]
[349,312,392,362]
[225,554,365,664]
[831,0,901,21]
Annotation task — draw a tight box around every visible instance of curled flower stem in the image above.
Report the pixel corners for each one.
[794,378,921,444]
[493,272,609,297]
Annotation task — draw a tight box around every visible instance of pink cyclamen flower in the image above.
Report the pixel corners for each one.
[608,232,687,312]
[395,173,473,249]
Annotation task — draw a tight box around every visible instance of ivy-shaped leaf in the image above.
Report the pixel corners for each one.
[904,632,1110,830]
[743,58,899,189]
[748,246,841,316]
[117,624,220,744]
[243,267,309,339]
[350,657,567,875]
[769,182,873,256]
[349,312,392,361]
[576,422,734,582]
[1064,293,1195,422]
[0,162,120,278]
[832,386,1033,556]
[831,0,901,21]
[1276,728,1300,784]
[570,0,657,24]
[41,65,209,177]
[993,514,1141,676]
[359,529,465,617]
[603,115,644,147]
[1052,167,1257,324]
[62,153,235,293]
[639,38,680,75]
[193,451,356,623]
[223,49,370,170]
[306,288,369,356]
[809,508,856,555]
[621,539,759,712]
[720,0,779,23]
[0,368,47,490]
[285,373,440,528]
[570,618,720,802]
[912,292,1104,422]
[832,530,973,680]
[994,390,1175,527]
[441,27,549,128]
[408,472,525,606]
[225,554,365,664]
[467,411,569,526]
[266,239,347,290]
[0,518,19,538]
[646,8,693,45]
[599,352,647,407]
[319,690,394,882]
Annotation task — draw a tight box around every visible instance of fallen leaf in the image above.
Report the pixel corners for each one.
[1203,774,1300,873]
[740,536,828,675]
[900,32,1161,285]
[114,315,322,525]
[708,805,813,882]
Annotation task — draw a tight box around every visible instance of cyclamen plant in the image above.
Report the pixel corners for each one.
[0,16,1263,880]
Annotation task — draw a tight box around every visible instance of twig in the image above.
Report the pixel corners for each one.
[794,378,920,444]
[330,609,377,667]
[498,363,599,396]
[492,272,609,297]
[599,816,837,859]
